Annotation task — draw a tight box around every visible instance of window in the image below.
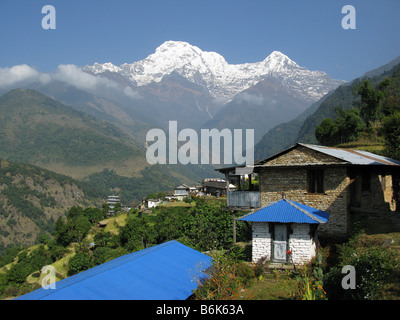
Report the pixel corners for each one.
[361,171,371,193]
[307,169,324,193]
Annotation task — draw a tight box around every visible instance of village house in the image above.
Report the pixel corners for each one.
[201,178,236,197]
[238,198,329,264]
[173,184,190,201]
[217,143,400,264]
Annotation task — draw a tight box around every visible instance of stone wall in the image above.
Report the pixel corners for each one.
[265,145,344,167]
[352,173,395,211]
[259,166,350,237]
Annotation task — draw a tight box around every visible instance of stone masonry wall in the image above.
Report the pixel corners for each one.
[353,173,395,212]
[259,166,350,237]
[259,146,351,237]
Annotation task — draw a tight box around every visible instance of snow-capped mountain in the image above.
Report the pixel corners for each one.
[84,40,345,102]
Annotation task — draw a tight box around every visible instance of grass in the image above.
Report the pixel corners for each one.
[241,271,298,300]
[159,201,196,208]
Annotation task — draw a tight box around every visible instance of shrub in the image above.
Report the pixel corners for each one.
[68,252,92,276]
[192,250,256,300]
[323,235,399,300]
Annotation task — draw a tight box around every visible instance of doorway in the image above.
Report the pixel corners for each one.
[272,223,288,263]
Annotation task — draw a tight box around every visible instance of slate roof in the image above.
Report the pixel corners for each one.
[238,199,330,224]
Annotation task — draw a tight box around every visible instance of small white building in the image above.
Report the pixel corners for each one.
[238,199,329,265]
[146,199,162,208]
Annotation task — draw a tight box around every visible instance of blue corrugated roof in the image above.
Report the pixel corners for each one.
[238,199,329,224]
[15,240,212,300]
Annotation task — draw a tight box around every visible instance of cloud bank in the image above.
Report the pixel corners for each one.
[0,64,141,100]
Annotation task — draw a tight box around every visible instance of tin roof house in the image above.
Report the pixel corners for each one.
[238,198,329,264]
[218,143,400,239]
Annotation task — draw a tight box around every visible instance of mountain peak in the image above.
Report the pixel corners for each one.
[84,41,344,100]
[264,50,298,69]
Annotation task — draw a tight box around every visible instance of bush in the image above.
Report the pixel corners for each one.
[192,249,256,300]
[68,252,92,276]
[323,235,399,300]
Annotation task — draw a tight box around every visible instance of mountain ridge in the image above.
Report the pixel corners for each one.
[84,40,345,102]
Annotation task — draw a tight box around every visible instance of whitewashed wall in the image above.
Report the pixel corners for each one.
[288,224,317,265]
[251,222,317,265]
[251,222,271,263]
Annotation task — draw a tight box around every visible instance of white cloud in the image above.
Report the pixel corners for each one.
[237,92,264,105]
[123,86,142,100]
[0,63,142,100]
[53,64,119,91]
[0,65,40,88]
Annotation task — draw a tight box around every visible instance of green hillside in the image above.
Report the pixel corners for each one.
[315,64,400,158]
[254,58,400,160]
[0,159,103,249]
[0,89,147,179]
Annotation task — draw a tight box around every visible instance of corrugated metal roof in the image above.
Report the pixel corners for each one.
[299,143,400,166]
[15,241,212,300]
[238,199,329,224]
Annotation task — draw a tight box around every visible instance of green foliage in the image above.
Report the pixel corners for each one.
[356,80,384,122]
[4,245,53,285]
[92,247,128,265]
[291,249,328,300]
[53,207,93,247]
[383,112,400,159]
[68,252,92,276]
[315,107,366,146]
[323,234,399,300]
[181,202,233,251]
[193,249,256,300]
[118,215,154,252]
[315,65,400,158]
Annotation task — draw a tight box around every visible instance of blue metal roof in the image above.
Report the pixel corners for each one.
[15,240,212,300]
[238,199,329,224]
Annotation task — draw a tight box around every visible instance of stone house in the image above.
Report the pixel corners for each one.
[218,143,400,238]
[202,178,236,197]
[173,184,190,201]
[238,198,329,264]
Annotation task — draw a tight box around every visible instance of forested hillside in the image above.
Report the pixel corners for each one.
[315,64,400,159]
[0,160,103,250]
[254,58,400,160]
[0,89,146,179]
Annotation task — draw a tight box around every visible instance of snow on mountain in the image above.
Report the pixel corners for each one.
[84,40,345,101]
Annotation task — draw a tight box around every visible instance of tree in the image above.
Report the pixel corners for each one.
[68,252,92,276]
[118,216,154,252]
[356,80,383,123]
[315,118,338,145]
[315,107,365,146]
[383,112,400,160]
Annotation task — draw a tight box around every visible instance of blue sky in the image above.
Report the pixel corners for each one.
[0,0,399,81]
